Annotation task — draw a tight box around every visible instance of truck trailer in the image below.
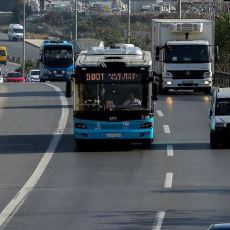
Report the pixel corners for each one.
[152,19,215,94]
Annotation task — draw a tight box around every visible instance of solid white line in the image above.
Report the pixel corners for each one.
[167,145,174,157]
[156,110,164,117]
[0,83,69,228]
[152,211,166,230]
[164,172,173,188]
[163,125,170,134]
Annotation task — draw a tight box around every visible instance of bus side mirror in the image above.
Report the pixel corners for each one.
[155,46,160,61]
[209,110,213,117]
[65,79,72,97]
[39,58,42,62]
[152,82,158,101]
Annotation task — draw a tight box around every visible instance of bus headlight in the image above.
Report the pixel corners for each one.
[53,70,57,74]
[75,123,86,129]
[62,70,66,74]
[141,122,152,128]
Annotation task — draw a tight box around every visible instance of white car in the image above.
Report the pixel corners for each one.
[209,87,230,148]
[27,69,40,82]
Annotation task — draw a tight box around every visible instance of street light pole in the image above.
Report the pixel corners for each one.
[178,0,181,19]
[75,0,78,40]
[127,0,130,43]
[23,0,26,78]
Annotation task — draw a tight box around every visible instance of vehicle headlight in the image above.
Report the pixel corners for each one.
[53,70,57,74]
[215,122,225,128]
[165,71,173,78]
[75,123,86,129]
[141,122,153,128]
[166,81,172,85]
[203,80,210,85]
[203,72,212,78]
[62,70,66,74]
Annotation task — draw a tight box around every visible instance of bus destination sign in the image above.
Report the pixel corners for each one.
[85,72,142,82]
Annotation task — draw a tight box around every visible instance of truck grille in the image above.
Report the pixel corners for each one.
[170,70,206,79]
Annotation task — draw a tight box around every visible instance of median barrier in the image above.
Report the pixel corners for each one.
[214,72,230,87]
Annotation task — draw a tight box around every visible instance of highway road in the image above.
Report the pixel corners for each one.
[0,32,40,61]
[0,81,230,230]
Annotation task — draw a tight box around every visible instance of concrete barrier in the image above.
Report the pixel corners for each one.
[214,72,230,87]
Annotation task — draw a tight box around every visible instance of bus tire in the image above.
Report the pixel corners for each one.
[210,132,218,149]
[142,139,153,149]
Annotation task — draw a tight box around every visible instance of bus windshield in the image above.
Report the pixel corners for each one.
[0,50,6,56]
[43,46,73,67]
[75,82,149,112]
[165,45,209,63]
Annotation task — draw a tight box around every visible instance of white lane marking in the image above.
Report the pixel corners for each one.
[163,125,170,134]
[167,145,174,157]
[0,83,69,228]
[152,211,166,230]
[164,172,173,188]
[156,110,164,117]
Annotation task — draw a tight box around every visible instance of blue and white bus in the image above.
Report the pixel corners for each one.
[66,44,158,149]
[39,40,74,82]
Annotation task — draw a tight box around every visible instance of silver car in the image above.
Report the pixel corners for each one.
[27,69,40,82]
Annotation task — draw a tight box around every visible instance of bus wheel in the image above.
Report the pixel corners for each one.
[142,139,153,149]
[75,141,87,151]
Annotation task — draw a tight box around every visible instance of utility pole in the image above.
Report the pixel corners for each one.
[178,0,181,19]
[127,0,131,43]
[23,0,26,78]
[75,0,78,40]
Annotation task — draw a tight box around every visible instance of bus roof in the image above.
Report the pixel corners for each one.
[76,45,152,68]
[42,40,72,46]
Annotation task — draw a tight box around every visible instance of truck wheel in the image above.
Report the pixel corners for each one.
[210,132,218,149]
[204,88,211,95]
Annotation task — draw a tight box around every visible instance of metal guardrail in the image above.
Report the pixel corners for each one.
[214,72,230,87]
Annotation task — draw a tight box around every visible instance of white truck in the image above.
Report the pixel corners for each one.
[8,24,24,41]
[152,19,215,94]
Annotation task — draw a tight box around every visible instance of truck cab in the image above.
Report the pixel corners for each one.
[152,19,215,94]
[8,24,24,41]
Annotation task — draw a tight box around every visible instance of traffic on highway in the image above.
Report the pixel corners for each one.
[1,20,230,230]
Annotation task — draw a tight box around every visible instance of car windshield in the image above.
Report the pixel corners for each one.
[7,72,21,78]
[215,98,230,115]
[31,71,40,75]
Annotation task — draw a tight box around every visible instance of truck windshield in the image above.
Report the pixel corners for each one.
[75,82,149,112]
[43,46,73,67]
[13,29,23,33]
[215,98,230,116]
[165,45,209,63]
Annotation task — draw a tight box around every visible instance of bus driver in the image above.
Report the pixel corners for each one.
[123,91,141,106]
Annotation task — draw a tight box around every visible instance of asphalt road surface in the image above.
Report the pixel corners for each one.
[0,83,230,230]
[0,32,40,61]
